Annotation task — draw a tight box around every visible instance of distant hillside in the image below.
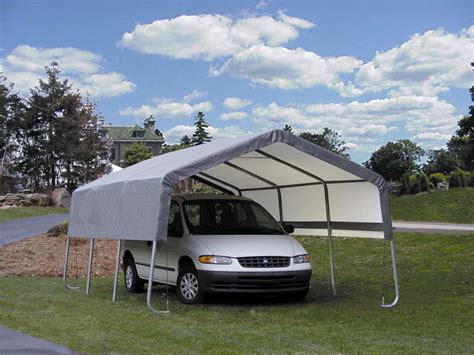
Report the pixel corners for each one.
[390,188,474,224]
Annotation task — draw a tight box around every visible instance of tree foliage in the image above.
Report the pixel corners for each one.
[124,143,153,166]
[2,62,110,191]
[364,140,424,181]
[191,112,212,145]
[180,135,191,146]
[0,77,25,174]
[299,128,350,158]
[423,149,460,175]
[447,66,474,171]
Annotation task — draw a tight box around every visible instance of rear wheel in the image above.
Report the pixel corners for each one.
[123,256,144,293]
[177,266,205,304]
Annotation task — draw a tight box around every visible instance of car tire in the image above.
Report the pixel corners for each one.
[123,256,144,293]
[176,266,205,304]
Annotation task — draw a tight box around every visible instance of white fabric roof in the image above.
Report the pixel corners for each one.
[68,129,392,241]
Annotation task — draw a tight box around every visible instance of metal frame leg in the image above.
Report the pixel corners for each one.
[146,241,170,314]
[85,238,95,295]
[381,239,400,308]
[323,183,337,297]
[328,233,337,297]
[112,239,121,302]
[63,237,80,290]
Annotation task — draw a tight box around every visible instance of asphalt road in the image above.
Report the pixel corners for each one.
[393,221,474,234]
[0,214,69,246]
[0,327,74,354]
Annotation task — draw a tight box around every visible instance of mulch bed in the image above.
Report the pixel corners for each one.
[0,235,117,277]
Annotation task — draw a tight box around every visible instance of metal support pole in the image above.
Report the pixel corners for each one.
[85,238,95,295]
[323,184,337,297]
[146,241,170,314]
[63,237,79,290]
[381,239,400,308]
[112,239,122,302]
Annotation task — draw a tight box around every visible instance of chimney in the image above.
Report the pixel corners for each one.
[144,115,155,133]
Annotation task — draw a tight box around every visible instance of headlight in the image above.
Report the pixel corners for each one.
[199,255,232,265]
[294,254,310,264]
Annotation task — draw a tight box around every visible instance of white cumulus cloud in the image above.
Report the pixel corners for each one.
[219,111,248,121]
[119,96,213,119]
[119,13,314,61]
[1,45,135,97]
[183,90,208,103]
[250,95,460,150]
[222,97,252,110]
[355,26,474,96]
[210,45,362,93]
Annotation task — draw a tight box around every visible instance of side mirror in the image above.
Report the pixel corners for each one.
[283,224,294,234]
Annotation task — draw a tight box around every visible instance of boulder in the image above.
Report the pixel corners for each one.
[19,199,34,207]
[2,193,21,206]
[50,188,71,208]
[23,193,51,207]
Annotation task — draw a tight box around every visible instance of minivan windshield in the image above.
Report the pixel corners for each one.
[183,199,284,235]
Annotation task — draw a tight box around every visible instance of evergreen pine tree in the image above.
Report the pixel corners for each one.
[191,112,212,145]
[180,135,191,146]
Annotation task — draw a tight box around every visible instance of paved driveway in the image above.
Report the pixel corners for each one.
[0,214,69,246]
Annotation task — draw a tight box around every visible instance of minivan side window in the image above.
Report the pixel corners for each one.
[168,202,183,237]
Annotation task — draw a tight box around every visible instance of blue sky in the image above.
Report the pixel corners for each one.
[1,0,473,162]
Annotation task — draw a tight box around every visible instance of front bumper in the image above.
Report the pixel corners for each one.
[197,270,312,294]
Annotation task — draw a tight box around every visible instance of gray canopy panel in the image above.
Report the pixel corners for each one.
[68,129,392,241]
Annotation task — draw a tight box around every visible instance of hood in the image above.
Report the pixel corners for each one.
[194,234,302,257]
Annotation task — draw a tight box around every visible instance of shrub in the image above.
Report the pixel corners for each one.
[46,220,69,237]
[400,172,432,195]
[470,174,474,187]
[429,173,446,187]
[449,168,471,188]
[400,173,410,196]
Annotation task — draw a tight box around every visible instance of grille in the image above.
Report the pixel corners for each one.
[238,256,290,268]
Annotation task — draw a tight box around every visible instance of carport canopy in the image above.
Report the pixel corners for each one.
[68,129,392,241]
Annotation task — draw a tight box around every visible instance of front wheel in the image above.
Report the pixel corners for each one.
[123,257,144,293]
[176,266,205,304]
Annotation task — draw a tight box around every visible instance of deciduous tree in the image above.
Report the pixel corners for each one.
[364,140,424,181]
[299,127,350,158]
[124,143,152,166]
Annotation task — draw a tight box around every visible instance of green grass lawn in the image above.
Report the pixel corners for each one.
[0,206,68,223]
[390,187,474,224]
[1,233,473,353]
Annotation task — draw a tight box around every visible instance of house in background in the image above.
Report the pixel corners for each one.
[103,116,165,167]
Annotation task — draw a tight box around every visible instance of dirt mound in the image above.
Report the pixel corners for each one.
[0,235,117,277]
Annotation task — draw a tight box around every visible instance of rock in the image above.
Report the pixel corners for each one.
[50,188,71,208]
[19,199,34,207]
[1,204,16,209]
[3,193,20,205]
[23,193,51,207]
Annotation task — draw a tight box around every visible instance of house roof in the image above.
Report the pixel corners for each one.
[104,125,164,142]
